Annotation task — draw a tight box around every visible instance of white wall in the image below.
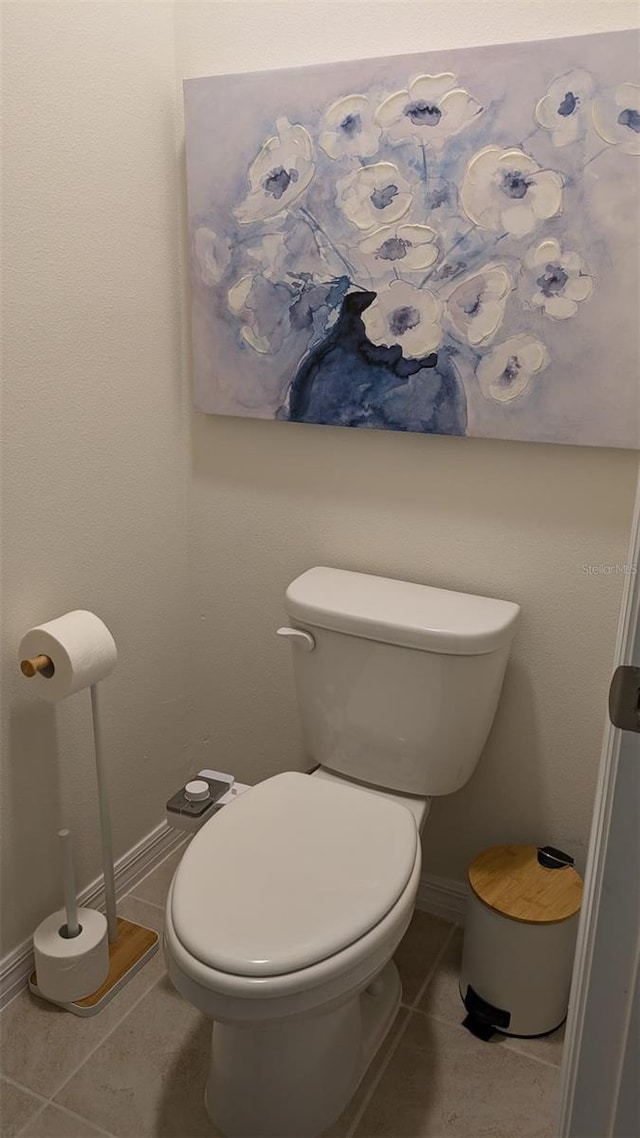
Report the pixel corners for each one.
[0,0,192,957]
[1,0,637,965]
[176,0,639,882]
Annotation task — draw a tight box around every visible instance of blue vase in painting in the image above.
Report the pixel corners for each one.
[281,291,467,436]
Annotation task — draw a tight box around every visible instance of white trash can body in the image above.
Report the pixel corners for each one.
[460,845,583,1038]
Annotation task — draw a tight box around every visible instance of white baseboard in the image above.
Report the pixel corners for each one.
[0,820,186,1011]
[415,873,468,925]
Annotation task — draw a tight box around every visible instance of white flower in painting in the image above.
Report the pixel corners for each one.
[234,118,315,224]
[227,273,297,355]
[228,275,271,353]
[375,73,482,149]
[336,162,413,230]
[446,263,512,347]
[362,280,443,358]
[355,224,439,279]
[476,333,549,402]
[193,226,231,285]
[319,94,381,160]
[246,226,342,284]
[592,83,640,155]
[535,70,594,147]
[227,277,253,315]
[460,146,563,237]
[519,238,593,320]
[246,233,292,282]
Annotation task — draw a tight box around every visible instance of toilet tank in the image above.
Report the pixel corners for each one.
[281,567,520,796]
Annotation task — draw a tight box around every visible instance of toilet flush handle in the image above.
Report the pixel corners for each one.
[276,626,315,652]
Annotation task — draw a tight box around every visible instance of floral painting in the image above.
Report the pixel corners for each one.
[184,30,639,447]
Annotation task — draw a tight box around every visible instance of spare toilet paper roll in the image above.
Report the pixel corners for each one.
[19,611,117,702]
[33,907,109,1003]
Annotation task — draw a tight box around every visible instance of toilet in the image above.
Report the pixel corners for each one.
[164,567,520,1138]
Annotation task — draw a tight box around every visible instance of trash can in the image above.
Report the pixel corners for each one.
[460,844,583,1039]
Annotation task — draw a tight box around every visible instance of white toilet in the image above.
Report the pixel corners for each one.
[164,567,520,1138]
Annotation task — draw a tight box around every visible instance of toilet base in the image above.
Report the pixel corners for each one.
[205,959,401,1138]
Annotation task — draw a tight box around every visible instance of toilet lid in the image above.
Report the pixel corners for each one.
[171,771,418,977]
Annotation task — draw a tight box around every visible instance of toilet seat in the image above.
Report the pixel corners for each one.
[170,771,418,978]
[165,843,421,1024]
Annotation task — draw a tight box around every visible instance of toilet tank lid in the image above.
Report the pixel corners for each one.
[286,568,520,655]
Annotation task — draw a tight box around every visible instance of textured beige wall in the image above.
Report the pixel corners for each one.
[177,0,639,881]
[0,1,192,957]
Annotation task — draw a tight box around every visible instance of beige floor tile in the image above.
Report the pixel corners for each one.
[354,1013,559,1138]
[21,1102,114,1137]
[117,896,165,937]
[393,912,453,1006]
[0,1076,44,1138]
[55,974,212,1137]
[417,928,465,1025]
[500,1021,566,1068]
[129,847,186,909]
[0,909,165,1098]
[322,1008,410,1138]
[418,929,565,1065]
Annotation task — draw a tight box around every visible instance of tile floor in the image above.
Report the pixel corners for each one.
[0,848,562,1138]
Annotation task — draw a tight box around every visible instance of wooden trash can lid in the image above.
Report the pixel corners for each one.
[468,844,583,924]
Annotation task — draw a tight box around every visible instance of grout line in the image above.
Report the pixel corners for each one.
[345,1004,413,1138]
[1,1073,48,1105]
[17,1097,118,1138]
[409,923,458,1009]
[123,894,166,911]
[120,838,185,909]
[2,1072,50,1136]
[45,970,167,1104]
[119,842,185,903]
[14,1097,50,1138]
[498,1038,563,1071]
[347,926,459,1135]
[409,1005,563,1070]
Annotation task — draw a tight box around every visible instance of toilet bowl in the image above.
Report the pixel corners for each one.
[165,771,424,1137]
[164,566,520,1137]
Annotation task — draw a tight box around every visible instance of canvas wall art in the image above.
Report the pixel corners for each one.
[184,30,639,448]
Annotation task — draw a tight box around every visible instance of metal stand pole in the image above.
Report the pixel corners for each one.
[58,828,80,937]
[90,683,118,944]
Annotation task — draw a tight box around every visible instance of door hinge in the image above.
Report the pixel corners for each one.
[608,666,640,733]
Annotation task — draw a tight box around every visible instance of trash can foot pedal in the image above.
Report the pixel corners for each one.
[461,984,511,1042]
[462,1013,498,1041]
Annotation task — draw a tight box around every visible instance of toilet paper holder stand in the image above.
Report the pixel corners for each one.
[20,622,160,1018]
[21,657,119,948]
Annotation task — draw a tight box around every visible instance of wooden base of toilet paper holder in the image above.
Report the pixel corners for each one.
[29,917,159,1017]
